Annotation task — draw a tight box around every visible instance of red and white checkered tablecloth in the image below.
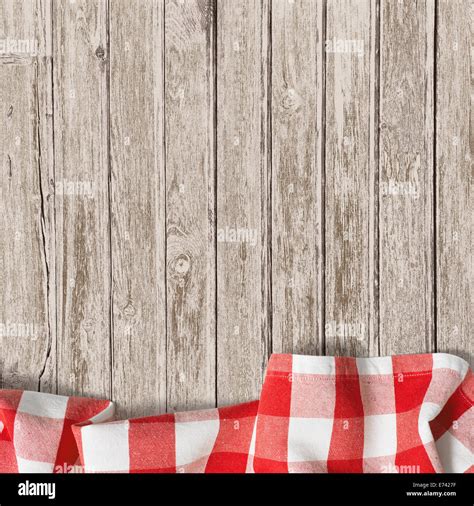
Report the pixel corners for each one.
[253,353,472,473]
[1,353,472,473]
[0,390,113,473]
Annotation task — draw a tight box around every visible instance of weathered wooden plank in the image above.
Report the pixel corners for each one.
[0,0,55,392]
[54,0,111,398]
[436,0,472,366]
[0,64,48,390]
[0,0,36,53]
[368,0,380,357]
[324,0,375,357]
[165,0,216,412]
[379,0,435,355]
[109,0,166,418]
[35,0,56,393]
[271,0,323,355]
[216,0,269,406]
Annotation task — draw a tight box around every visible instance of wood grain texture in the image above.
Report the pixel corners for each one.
[271,0,323,355]
[165,0,216,412]
[53,0,111,398]
[324,0,374,357]
[378,0,435,355]
[216,0,270,405]
[0,63,48,390]
[0,0,36,48]
[109,0,166,418]
[35,0,56,393]
[0,0,55,392]
[435,0,473,366]
[368,0,380,358]
[0,0,472,416]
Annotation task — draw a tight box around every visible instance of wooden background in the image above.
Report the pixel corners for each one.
[0,0,471,418]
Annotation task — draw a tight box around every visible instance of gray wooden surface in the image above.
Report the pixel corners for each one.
[0,0,472,418]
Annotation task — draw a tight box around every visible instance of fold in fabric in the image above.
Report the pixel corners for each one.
[0,391,114,473]
[254,353,472,473]
[73,401,258,473]
[1,353,472,473]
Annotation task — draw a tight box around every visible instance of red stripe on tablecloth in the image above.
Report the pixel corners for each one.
[393,354,435,472]
[327,357,364,472]
[254,355,293,472]
[205,401,258,473]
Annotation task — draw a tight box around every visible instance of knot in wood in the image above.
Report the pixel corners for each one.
[95,46,106,60]
[174,254,191,275]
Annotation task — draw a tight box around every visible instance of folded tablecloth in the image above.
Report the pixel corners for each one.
[0,391,114,472]
[1,353,472,473]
